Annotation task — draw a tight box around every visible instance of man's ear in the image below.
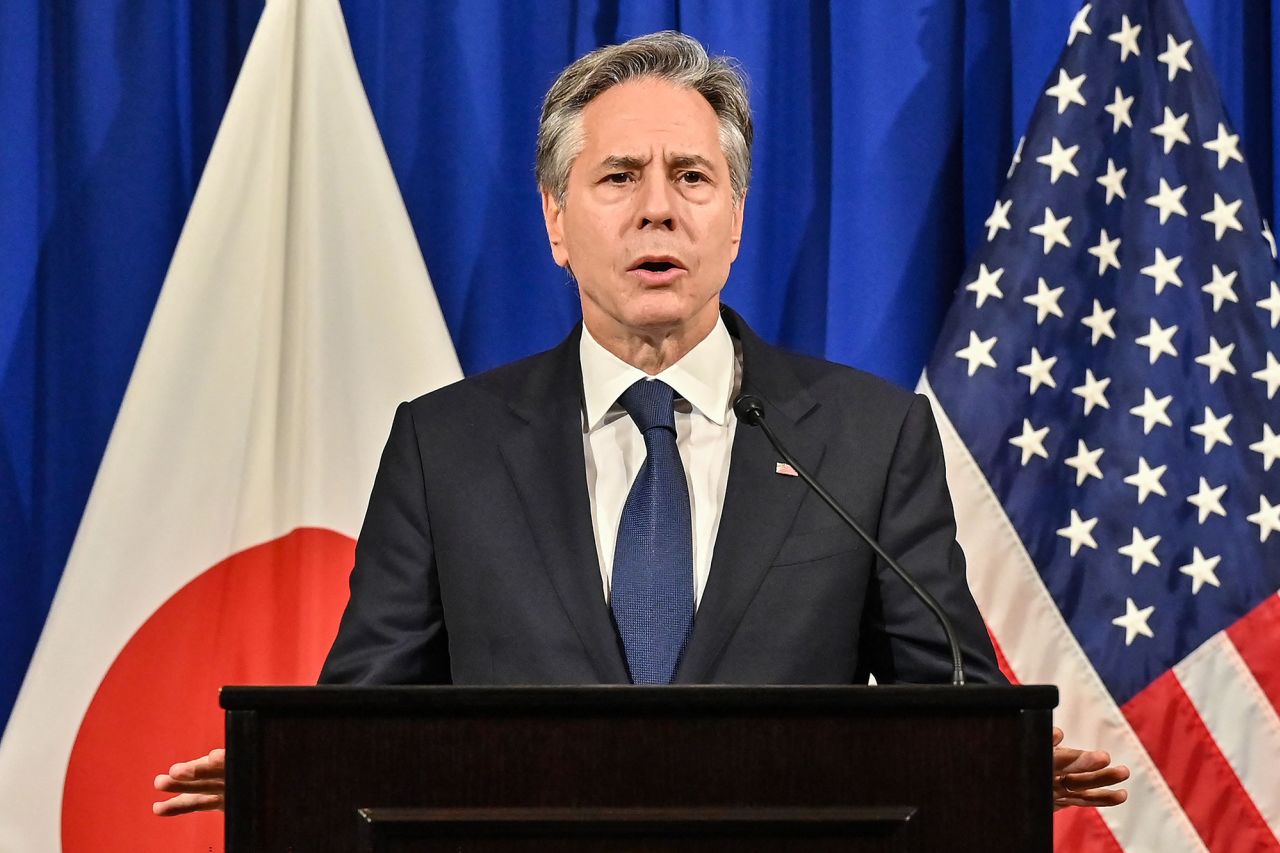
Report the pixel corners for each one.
[541,191,570,268]
[728,191,747,263]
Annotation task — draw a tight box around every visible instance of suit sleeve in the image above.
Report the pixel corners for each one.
[318,401,451,684]
[856,393,1006,685]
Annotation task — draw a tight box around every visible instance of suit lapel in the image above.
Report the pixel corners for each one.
[498,328,630,683]
[674,308,824,683]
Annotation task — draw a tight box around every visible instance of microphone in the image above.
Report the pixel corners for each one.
[733,394,967,685]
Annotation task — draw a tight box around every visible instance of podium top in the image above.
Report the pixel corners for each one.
[220,684,1057,713]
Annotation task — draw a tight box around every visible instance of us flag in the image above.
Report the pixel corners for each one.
[920,1,1280,850]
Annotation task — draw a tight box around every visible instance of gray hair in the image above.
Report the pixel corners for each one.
[535,31,753,208]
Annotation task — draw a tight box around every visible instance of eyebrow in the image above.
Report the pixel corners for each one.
[600,154,648,171]
[668,154,715,172]
[597,153,718,172]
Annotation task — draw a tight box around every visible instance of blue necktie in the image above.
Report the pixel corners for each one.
[610,379,695,684]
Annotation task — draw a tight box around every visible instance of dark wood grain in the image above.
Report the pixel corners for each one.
[221,685,1055,852]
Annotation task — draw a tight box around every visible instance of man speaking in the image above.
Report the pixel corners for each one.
[155,30,1127,814]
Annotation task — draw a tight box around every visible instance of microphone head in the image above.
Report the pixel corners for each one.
[733,394,766,426]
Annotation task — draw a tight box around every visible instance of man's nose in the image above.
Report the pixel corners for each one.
[635,173,676,231]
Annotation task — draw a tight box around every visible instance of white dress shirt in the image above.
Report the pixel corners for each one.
[580,316,741,609]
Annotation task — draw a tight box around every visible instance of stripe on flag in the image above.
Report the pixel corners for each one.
[0,0,462,849]
[923,0,1280,848]
[1124,671,1280,852]
[1172,634,1280,839]
[1226,593,1280,713]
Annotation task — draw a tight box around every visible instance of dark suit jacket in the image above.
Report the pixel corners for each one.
[319,307,1002,685]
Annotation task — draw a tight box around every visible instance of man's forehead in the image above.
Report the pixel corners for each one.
[580,80,719,135]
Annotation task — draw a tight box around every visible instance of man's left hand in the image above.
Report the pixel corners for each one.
[1052,727,1130,810]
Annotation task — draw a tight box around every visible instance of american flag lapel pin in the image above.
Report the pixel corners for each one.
[775,462,798,477]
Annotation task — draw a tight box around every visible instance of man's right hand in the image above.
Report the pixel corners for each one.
[152,748,226,816]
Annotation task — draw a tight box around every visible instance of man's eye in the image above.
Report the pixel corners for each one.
[678,171,706,184]
[605,173,632,184]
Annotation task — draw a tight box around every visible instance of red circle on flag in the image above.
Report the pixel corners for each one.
[62,527,354,852]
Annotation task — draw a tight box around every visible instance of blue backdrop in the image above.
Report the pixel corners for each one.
[1,0,1276,731]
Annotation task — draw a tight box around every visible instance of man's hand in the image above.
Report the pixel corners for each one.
[1052,727,1130,810]
[152,748,226,816]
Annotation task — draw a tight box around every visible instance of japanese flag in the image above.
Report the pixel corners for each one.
[0,0,461,848]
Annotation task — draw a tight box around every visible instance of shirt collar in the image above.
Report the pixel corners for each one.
[580,315,736,431]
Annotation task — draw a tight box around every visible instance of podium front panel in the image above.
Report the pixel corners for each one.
[223,685,1056,852]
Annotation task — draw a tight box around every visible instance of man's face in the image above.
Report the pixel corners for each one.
[542,77,745,343]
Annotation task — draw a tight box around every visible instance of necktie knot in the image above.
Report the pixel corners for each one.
[619,379,677,434]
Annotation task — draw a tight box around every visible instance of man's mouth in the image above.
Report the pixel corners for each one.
[637,260,677,272]
[628,257,686,284]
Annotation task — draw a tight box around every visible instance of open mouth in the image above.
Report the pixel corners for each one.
[637,260,678,273]
[629,256,686,278]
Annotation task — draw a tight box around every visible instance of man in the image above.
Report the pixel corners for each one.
[155,30,1128,815]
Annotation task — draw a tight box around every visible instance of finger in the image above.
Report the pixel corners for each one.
[1052,727,1065,748]
[1054,783,1126,804]
[152,792,225,817]
[153,774,225,795]
[168,748,227,781]
[1054,779,1127,803]
[1054,747,1111,775]
[1052,745,1084,772]
[1054,784,1129,803]
[1055,767,1130,809]
[1056,783,1128,804]
[167,759,215,781]
[1058,765,1131,791]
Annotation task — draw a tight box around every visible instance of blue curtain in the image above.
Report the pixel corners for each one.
[1,0,1276,729]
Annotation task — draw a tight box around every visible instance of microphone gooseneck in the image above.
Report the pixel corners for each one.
[732,394,966,685]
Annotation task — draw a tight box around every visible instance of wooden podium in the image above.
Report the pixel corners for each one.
[221,685,1055,852]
